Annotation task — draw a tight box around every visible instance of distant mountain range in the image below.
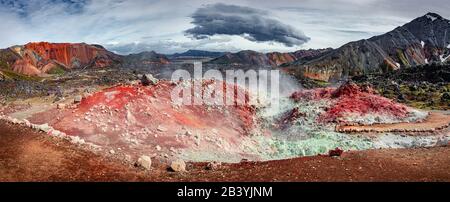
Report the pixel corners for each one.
[288,12,450,81]
[0,13,449,79]
[121,51,170,68]
[208,49,331,66]
[169,50,227,58]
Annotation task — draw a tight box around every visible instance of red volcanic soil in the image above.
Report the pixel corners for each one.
[1,120,450,182]
[28,80,258,161]
[290,82,412,124]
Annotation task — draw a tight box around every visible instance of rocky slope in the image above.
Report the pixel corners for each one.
[353,64,450,110]
[208,49,331,67]
[291,48,333,61]
[289,13,450,81]
[0,42,122,76]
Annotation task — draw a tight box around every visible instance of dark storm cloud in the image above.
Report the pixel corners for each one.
[185,3,310,47]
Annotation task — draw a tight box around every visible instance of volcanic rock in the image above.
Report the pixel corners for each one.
[170,159,186,172]
[328,148,344,157]
[353,64,450,110]
[37,123,52,133]
[136,155,152,170]
[141,74,158,86]
[74,95,82,103]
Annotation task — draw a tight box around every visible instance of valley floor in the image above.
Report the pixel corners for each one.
[1,120,449,182]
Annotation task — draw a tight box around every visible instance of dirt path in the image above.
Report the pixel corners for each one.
[336,112,450,133]
[1,120,450,182]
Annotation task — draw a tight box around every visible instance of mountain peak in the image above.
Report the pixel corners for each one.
[425,12,442,18]
[289,12,450,81]
[421,12,445,22]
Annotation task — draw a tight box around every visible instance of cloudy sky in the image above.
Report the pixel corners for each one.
[0,0,449,54]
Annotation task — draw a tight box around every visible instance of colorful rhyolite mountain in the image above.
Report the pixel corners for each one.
[0,42,172,76]
[289,13,450,81]
[0,42,122,76]
[1,13,448,79]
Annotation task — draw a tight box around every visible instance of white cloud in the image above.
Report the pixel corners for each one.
[0,0,449,53]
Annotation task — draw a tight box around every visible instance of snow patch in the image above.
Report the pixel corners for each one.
[421,41,425,48]
[440,54,450,63]
[426,14,437,21]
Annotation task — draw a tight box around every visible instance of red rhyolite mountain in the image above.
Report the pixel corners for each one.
[0,42,173,76]
[2,42,122,76]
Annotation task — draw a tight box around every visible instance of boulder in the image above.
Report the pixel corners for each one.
[170,159,186,172]
[141,74,159,86]
[328,147,344,157]
[136,155,152,170]
[74,95,82,103]
[38,123,52,133]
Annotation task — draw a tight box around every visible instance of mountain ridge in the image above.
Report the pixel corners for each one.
[288,12,450,81]
[208,48,332,66]
[1,12,449,78]
[169,49,228,58]
[0,42,122,76]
